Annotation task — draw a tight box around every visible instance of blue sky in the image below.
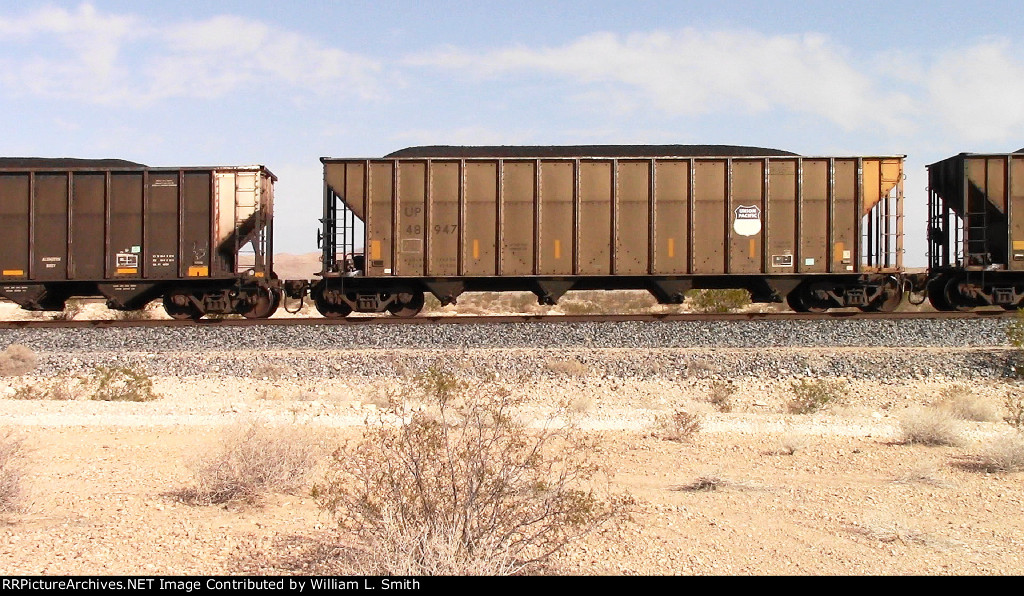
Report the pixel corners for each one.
[3,1,1024,266]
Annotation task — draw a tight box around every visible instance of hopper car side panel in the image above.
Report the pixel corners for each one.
[316,153,905,316]
[0,163,280,318]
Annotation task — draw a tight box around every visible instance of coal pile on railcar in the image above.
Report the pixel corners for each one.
[385,145,799,158]
[0,158,147,168]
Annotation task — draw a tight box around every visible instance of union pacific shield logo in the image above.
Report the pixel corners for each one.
[733,205,762,237]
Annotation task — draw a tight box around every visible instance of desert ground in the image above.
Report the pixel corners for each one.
[1,347,1023,575]
[1,274,1023,576]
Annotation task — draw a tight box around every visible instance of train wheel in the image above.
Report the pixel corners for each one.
[163,292,203,320]
[786,286,827,313]
[786,291,809,313]
[927,276,954,311]
[860,278,903,313]
[312,286,351,318]
[943,278,975,312]
[387,291,425,318]
[241,288,281,319]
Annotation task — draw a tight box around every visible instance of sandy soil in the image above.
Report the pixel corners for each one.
[1,370,1023,576]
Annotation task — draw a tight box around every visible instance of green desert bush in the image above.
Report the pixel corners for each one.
[686,289,751,313]
[786,378,846,414]
[87,365,159,402]
[315,366,627,575]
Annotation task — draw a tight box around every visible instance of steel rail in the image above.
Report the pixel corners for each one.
[0,309,1013,330]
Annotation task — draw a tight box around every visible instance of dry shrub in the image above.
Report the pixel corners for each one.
[856,517,929,545]
[569,395,595,415]
[421,294,444,314]
[936,384,999,422]
[0,430,25,512]
[686,359,719,377]
[181,421,321,505]
[786,378,846,414]
[559,291,657,315]
[316,366,627,576]
[892,463,947,486]
[251,362,289,380]
[674,473,760,492]
[10,377,77,401]
[7,367,156,402]
[974,433,1024,473]
[679,475,724,492]
[113,305,153,320]
[543,358,590,377]
[656,408,702,442]
[50,300,84,321]
[1005,391,1024,431]
[705,381,735,412]
[776,432,809,455]
[0,344,37,377]
[558,300,601,315]
[899,407,962,446]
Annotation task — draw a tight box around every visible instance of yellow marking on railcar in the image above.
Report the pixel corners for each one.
[2,270,24,276]
[554,239,561,260]
[667,238,675,258]
[833,242,845,265]
[187,266,208,277]
[749,238,756,256]
[473,239,480,260]
[1014,241,1024,251]
[371,240,381,261]
[116,268,138,275]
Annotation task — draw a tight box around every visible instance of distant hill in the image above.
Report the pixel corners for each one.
[273,253,322,280]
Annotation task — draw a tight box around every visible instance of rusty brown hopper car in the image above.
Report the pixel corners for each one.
[314,146,905,316]
[0,158,281,319]
[927,149,1024,310]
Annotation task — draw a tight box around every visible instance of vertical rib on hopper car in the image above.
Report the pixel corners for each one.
[0,159,281,319]
[314,146,905,316]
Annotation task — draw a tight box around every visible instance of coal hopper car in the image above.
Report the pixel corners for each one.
[312,145,906,316]
[927,149,1024,310]
[0,158,281,319]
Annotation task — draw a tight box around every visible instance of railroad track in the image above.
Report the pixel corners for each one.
[0,309,1014,329]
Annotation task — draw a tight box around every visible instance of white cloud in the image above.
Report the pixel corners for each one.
[408,29,917,133]
[925,40,1024,143]
[0,4,382,106]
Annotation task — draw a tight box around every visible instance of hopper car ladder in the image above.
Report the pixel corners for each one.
[232,174,268,275]
[320,188,358,277]
[861,172,902,270]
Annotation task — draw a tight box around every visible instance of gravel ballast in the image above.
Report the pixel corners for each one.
[0,317,1016,381]
[0,317,1012,352]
